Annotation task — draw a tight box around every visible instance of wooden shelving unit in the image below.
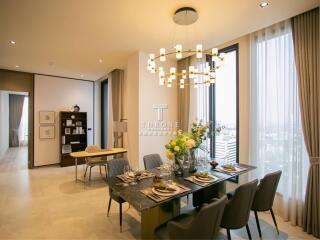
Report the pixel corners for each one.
[60,111,87,167]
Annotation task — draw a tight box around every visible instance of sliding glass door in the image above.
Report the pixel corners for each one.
[209,44,239,164]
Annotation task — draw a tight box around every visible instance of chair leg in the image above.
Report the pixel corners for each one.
[226,229,231,240]
[246,224,252,240]
[270,208,279,235]
[99,165,102,175]
[84,166,88,178]
[89,166,92,181]
[107,197,112,217]
[105,165,107,178]
[254,211,262,238]
[119,202,122,232]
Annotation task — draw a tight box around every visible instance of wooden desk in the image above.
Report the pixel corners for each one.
[70,148,127,182]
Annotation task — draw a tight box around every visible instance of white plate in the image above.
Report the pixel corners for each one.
[193,175,216,183]
[219,166,241,173]
[152,185,180,197]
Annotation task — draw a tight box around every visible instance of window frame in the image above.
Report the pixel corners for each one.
[208,43,240,164]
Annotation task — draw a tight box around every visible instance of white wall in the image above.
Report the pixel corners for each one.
[34,75,94,166]
[138,52,178,168]
[0,91,9,158]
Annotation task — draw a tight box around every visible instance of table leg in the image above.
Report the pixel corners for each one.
[75,157,78,182]
[141,198,180,239]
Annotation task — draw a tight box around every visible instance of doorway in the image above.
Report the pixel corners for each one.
[0,91,29,170]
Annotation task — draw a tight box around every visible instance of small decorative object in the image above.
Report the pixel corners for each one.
[165,131,189,176]
[73,105,80,112]
[39,111,55,124]
[39,126,55,139]
[66,120,72,126]
[210,160,219,169]
[65,128,71,135]
[62,144,72,154]
[71,115,75,119]
[75,121,82,126]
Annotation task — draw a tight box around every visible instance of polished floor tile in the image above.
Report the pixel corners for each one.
[0,147,316,239]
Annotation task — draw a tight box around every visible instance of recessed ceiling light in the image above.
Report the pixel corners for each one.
[99,59,103,63]
[15,65,19,68]
[80,74,84,78]
[259,2,269,8]
[10,40,16,45]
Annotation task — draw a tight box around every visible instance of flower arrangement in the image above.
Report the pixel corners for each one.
[165,131,189,160]
[188,122,209,150]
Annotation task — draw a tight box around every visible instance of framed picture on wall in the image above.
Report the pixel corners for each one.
[39,126,55,139]
[39,111,55,124]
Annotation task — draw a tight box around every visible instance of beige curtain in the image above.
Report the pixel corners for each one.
[291,8,319,238]
[111,69,124,147]
[177,57,190,131]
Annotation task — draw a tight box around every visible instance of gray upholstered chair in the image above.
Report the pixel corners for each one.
[220,179,258,240]
[143,153,163,170]
[154,196,228,239]
[106,158,130,232]
[251,170,282,237]
[84,145,108,181]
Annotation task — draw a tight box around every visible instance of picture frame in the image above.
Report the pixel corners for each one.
[66,120,73,126]
[39,126,55,139]
[39,111,55,124]
[65,128,71,135]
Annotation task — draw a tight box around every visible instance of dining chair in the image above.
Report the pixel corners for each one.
[143,153,163,170]
[251,170,282,238]
[154,196,228,239]
[106,158,130,232]
[84,145,108,182]
[220,179,258,240]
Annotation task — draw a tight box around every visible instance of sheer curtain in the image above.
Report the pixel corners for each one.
[250,20,309,226]
[18,96,28,146]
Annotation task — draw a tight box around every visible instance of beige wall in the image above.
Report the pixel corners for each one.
[34,75,94,166]
[123,53,140,167]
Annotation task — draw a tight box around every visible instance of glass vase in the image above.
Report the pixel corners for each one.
[189,148,198,173]
[173,156,184,177]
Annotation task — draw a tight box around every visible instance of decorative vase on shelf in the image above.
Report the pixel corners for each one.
[189,148,197,173]
[173,156,184,177]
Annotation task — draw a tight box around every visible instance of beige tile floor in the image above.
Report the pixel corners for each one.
[0,147,317,240]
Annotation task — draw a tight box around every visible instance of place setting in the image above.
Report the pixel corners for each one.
[141,177,191,202]
[117,166,155,185]
[185,171,220,186]
[211,160,248,176]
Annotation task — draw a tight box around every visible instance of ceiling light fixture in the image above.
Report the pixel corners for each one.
[99,59,103,63]
[15,65,19,68]
[10,40,16,45]
[147,7,225,89]
[259,2,269,8]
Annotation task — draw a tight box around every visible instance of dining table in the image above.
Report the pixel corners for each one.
[70,147,127,182]
[107,163,257,239]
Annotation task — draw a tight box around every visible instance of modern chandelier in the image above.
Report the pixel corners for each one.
[147,7,225,89]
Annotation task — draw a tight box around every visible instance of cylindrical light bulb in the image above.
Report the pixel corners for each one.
[212,48,218,55]
[149,53,155,61]
[160,48,166,62]
[170,67,176,79]
[196,44,202,58]
[175,44,182,59]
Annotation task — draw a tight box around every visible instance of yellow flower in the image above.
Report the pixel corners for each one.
[166,150,174,160]
[174,146,180,152]
[171,140,176,147]
[186,139,196,148]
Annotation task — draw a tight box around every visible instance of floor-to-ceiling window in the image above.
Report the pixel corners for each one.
[101,80,108,148]
[209,44,239,164]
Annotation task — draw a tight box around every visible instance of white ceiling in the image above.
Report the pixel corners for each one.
[0,0,318,81]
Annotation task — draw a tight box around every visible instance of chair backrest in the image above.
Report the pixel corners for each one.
[85,145,101,153]
[220,179,258,229]
[143,154,163,170]
[168,196,228,239]
[106,158,129,177]
[251,170,282,211]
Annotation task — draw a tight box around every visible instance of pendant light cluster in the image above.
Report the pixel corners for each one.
[147,7,225,89]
